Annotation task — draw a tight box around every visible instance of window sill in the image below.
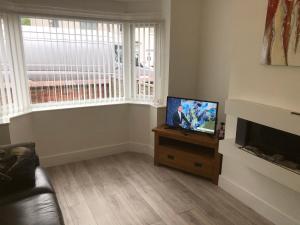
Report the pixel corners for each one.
[32,99,127,113]
[0,110,32,125]
[1,99,166,124]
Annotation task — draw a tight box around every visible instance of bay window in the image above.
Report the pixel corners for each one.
[0,13,162,122]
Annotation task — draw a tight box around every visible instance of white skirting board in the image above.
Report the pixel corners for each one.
[40,142,154,167]
[127,142,154,157]
[219,175,300,225]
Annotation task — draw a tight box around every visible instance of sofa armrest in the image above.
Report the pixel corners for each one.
[0,193,65,225]
[0,167,54,205]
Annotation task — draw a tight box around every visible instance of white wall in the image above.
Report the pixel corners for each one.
[126,0,162,14]
[197,0,231,123]
[194,0,300,135]
[221,153,300,225]
[9,113,34,144]
[218,0,300,224]
[8,104,165,166]
[167,0,230,123]
[9,0,126,13]
[4,0,162,17]
[8,104,130,165]
[168,0,201,98]
[128,104,165,154]
[129,104,151,145]
[32,105,129,158]
[0,123,11,145]
[228,0,300,112]
[160,0,171,104]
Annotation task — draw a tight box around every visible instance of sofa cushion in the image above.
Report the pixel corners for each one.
[0,193,64,225]
[0,146,37,194]
[0,167,54,205]
[0,143,39,166]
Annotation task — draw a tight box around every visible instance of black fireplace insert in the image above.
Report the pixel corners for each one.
[235,118,300,173]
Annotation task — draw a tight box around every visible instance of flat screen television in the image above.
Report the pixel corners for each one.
[166,96,218,135]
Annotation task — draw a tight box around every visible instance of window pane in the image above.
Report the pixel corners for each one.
[134,24,155,99]
[21,17,124,106]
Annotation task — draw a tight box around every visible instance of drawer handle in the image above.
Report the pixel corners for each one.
[167,155,175,160]
[194,162,203,168]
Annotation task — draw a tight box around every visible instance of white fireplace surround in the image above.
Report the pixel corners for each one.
[219,99,300,225]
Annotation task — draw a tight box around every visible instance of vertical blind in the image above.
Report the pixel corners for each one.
[133,24,156,100]
[21,17,125,107]
[0,14,29,122]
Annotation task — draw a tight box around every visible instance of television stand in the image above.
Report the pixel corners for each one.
[152,125,222,185]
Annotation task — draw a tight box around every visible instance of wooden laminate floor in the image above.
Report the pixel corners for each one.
[47,152,274,225]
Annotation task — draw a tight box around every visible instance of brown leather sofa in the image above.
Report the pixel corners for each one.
[0,143,64,225]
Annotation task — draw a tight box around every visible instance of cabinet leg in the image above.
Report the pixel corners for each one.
[212,176,219,185]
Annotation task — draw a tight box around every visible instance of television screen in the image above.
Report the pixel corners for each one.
[166,96,218,135]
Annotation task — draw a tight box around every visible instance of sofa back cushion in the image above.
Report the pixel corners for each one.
[0,143,38,195]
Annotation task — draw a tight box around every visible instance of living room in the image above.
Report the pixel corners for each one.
[0,0,299,225]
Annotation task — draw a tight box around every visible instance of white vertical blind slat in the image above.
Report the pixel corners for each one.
[78,23,85,101]
[123,23,131,101]
[117,24,121,100]
[142,25,146,100]
[5,20,18,115]
[132,24,136,100]
[34,18,44,104]
[0,13,30,122]
[63,20,70,102]
[112,24,116,100]
[120,24,124,99]
[73,20,81,102]
[147,24,151,97]
[47,19,57,102]
[91,22,97,101]
[12,15,30,110]
[0,23,8,117]
[101,22,107,100]
[137,24,141,99]
[42,19,51,103]
[95,23,102,100]
[107,23,112,99]
[155,23,161,104]
[0,17,11,116]
[6,16,22,113]
[154,24,159,102]
[68,20,75,102]
[85,21,91,100]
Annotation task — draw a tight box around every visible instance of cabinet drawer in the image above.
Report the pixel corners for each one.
[158,147,214,178]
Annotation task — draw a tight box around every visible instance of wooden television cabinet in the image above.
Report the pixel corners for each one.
[152,125,222,185]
